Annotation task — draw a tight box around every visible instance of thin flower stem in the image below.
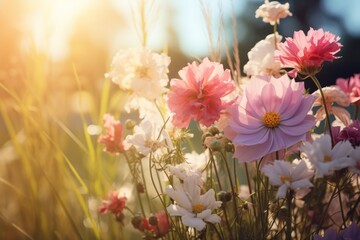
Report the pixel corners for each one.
[244,163,258,228]
[335,174,346,227]
[315,183,338,233]
[140,159,153,213]
[123,151,146,217]
[310,75,334,146]
[354,104,359,120]
[273,23,278,49]
[220,151,238,239]
[286,191,293,240]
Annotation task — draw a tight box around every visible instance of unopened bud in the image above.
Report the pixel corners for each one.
[131,215,143,229]
[125,119,136,130]
[136,183,145,193]
[208,126,220,136]
[148,215,158,226]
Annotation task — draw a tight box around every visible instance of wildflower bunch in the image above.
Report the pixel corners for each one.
[95,1,360,239]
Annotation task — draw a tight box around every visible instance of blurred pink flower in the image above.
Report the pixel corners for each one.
[167,58,235,128]
[312,86,351,126]
[224,74,315,162]
[336,74,360,106]
[275,28,342,78]
[98,114,127,154]
[99,191,127,215]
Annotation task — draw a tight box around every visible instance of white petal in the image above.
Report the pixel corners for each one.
[204,214,221,224]
[182,215,206,231]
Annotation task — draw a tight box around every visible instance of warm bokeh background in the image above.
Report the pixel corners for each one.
[0,0,359,239]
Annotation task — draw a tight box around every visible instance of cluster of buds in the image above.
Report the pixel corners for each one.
[131,211,170,239]
[202,127,234,153]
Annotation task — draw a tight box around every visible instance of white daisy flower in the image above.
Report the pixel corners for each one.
[300,135,354,178]
[262,159,314,199]
[125,119,169,156]
[165,175,222,231]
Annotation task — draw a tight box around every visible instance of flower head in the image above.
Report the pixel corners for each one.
[255,0,292,25]
[165,175,222,231]
[106,47,170,112]
[336,73,360,106]
[333,120,360,147]
[98,114,127,154]
[224,74,315,162]
[312,86,351,126]
[301,134,354,178]
[167,58,235,128]
[243,33,283,77]
[275,28,342,78]
[99,191,127,215]
[125,119,169,157]
[262,159,314,198]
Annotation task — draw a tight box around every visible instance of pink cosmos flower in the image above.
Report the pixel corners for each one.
[312,86,351,126]
[98,114,127,154]
[167,58,235,128]
[224,74,316,162]
[336,74,360,106]
[275,28,342,78]
[99,191,127,215]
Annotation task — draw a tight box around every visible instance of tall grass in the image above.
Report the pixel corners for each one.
[0,44,134,239]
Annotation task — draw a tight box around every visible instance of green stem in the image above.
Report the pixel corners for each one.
[123,152,146,217]
[310,75,334,146]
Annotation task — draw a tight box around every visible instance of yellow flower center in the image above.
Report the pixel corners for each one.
[280,175,292,184]
[135,66,149,78]
[323,155,332,162]
[193,203,205,214]
[262,112,281,128]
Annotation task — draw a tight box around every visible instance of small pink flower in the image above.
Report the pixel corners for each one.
[312,86,351,126]
[98,114,127,154]
[275,28,342,78]
[224,74,315,162]
[167,58,235,128]
[336,74,360,106]
[99,191,127,215]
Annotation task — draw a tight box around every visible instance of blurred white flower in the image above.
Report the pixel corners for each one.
[312,86,351,126]
[301,135,354,178]
[243,33,282,77]
[106,47,170,113]
[125,119,169,156]
[255,0,292,25]
[165,175,222,231]
[349,146,360,175]
[262,159,314,199]
[168,150,208,185]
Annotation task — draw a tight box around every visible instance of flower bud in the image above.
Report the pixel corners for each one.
[125,119,136,130]
[208,126,220,136]
[218,191,232,202]
[136,182,145,193]
[148,215,158,226]
[131,215,143,229]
